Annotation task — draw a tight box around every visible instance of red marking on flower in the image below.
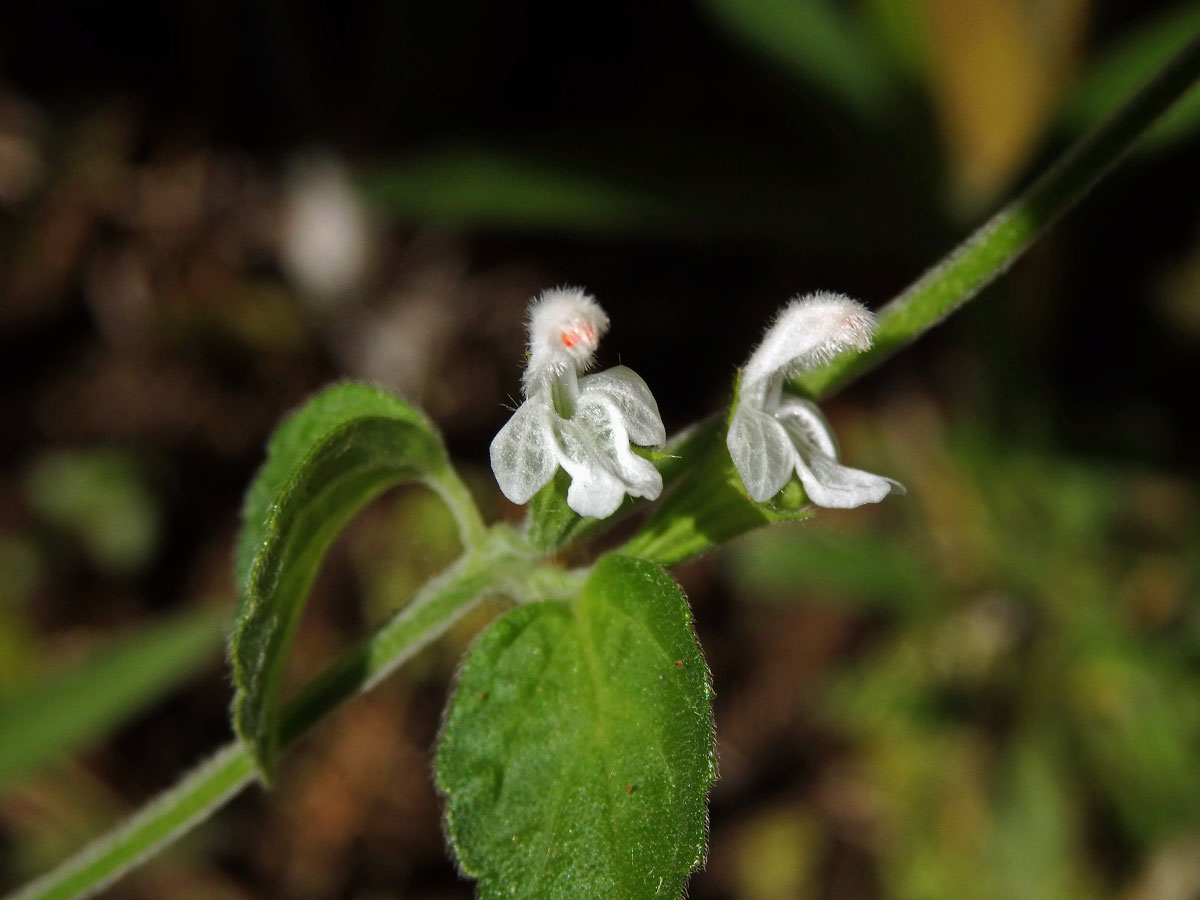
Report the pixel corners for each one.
[560,324,596,350]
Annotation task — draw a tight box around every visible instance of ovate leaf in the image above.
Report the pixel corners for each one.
[436,554,715,899]
[231,382,461,778]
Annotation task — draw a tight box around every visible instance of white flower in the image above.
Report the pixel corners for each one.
[727,291,904,508]
[489,287,665,519]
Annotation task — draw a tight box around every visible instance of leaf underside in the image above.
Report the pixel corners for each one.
[230,382,450,778]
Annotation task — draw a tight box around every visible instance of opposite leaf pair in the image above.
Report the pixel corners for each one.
[490,287,903,519]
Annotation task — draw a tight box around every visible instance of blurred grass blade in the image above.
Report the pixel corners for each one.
[698,0,894,121]
[861,0,931,82]
[724,527,929,612]
[231,382,484,779]
[1064,3,1200,152]
[360,141,930,252]
[360,150,682,233]
[987,730,1089,899]
[0,608,223,793]
[1069,650,1200,840]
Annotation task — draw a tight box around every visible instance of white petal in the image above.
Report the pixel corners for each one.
[579,366,666,446]
[563,462,628,518]
[553,416,629,518]
[742,293,876,388]
[774,395,838,458]
[776,395,904,508]
[791,448,904,509]
[488,401,557,504]
[726,407,796,503]
[573,395,663,501]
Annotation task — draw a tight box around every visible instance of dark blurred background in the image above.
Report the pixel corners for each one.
[2,1,1199,898]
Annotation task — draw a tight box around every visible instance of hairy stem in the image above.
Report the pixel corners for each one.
[7,536,535,900]
[432,467,490,552]
[794,29,1200,399]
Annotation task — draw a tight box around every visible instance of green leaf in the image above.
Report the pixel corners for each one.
[235,382,470,589]
[699,0,895,121]
[1064,4,1200,153]
[436,554,715,900]
[0,608,223,793]
[231,382,481,779]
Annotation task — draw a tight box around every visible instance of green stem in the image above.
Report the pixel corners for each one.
[7,535,535,900]
[794,29,1200,399]
[431,467,489,551]
[7,745,254,900]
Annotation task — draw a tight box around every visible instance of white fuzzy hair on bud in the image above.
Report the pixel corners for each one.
[522,287,610,395]
[741,291,876,388]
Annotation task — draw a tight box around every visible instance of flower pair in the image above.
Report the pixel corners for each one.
[490,287,902,519]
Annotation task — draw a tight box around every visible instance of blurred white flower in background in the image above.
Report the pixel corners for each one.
[282,151,371,306]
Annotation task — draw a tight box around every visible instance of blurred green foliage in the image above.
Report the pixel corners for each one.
[726,410,1200,898]
[23,450,160,576]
